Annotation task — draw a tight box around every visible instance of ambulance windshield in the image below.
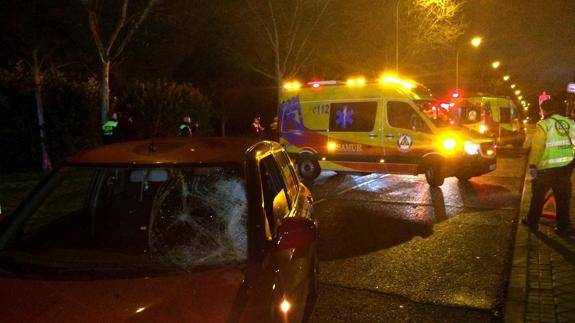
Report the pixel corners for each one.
[414,100,454,128]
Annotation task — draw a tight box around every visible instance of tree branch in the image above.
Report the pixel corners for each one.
[106,0,129,57]
[112,0,160,61]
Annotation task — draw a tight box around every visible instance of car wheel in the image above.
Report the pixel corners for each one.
[424,162,444,187]
[297,156,321,181]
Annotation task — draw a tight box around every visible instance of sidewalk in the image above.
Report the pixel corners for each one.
[505,156,575,322]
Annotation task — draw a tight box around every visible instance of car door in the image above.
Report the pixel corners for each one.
[255,152,314,321]
[383,100,435,174]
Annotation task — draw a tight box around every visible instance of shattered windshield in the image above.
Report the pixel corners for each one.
[0,165,248,278]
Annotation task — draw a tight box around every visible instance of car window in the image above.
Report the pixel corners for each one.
[274,151,299,203]
[500,107,511,123]
[387,101,430,133]
[20,168,94,242]
[329,101,377,132]
[259,155,290,237]
[0,165,247,277]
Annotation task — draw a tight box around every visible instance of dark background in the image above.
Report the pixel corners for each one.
[1,0,574,171]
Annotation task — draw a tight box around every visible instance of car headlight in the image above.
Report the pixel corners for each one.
[442,138,457,150]
[464,141,480,155]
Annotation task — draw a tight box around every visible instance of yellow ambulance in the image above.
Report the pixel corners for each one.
[279,76,497,186]
[452,95,525,147]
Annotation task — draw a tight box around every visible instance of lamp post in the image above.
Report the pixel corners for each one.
[455,36,482,90]
[395,0,401,73]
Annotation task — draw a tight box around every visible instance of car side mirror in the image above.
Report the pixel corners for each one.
[276,217,317,250]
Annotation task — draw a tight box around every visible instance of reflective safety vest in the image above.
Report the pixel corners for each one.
[102,120,118,136]
[179,123,192,136]
[536,115,575,169]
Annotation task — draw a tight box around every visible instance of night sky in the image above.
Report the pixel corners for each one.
[1,1,574,106]
[466,0,575,101]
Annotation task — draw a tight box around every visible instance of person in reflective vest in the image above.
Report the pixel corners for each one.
[102,113,120,145]
[179,116,199,137]
[524,97,575,237]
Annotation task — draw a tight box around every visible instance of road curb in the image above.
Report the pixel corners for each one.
[504,148,531,323]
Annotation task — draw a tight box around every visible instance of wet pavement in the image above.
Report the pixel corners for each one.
[307,147,527,322]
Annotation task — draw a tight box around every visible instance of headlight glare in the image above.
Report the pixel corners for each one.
[464,141,480,155]
[442,138,457,150]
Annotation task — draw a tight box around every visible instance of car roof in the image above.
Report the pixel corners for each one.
[65,137,273,166]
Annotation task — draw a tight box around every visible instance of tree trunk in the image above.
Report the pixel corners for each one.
[100,60,110,124]
[32,54,52,171]
[221,118,227,137]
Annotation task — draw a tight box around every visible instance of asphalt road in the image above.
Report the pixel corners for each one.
[307,147,528,323]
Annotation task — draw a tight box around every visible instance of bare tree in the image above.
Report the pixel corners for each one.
[81,0,160,124]
[401,0,466,70]
[237,0,332,105]
[30,50,53,171]
[0,0,64,171]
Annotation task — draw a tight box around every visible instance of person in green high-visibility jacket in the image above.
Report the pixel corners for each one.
[102,113,121,145]
[524,97,575,237]
[179,116,198,137]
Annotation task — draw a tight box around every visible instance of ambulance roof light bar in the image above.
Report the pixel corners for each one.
[379,76,416,89]
[307,80,337,86]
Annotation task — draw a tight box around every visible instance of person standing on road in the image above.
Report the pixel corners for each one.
[102,112,121,145]
[179,116,197,137]
[524,97,575,237]
[252,116,265,138]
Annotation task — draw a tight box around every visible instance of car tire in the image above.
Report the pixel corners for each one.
[297,156,321,182]
[424,161,445,187]
[456,174,472,181]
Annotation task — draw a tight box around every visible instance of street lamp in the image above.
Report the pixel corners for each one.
[395,0,401,73]
[511,84,516,89]
[515,90,521,95]
[491,61,500,69]
[503,75,510,81]
[455,36,482,89]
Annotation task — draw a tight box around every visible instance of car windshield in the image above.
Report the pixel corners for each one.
[414,100,455,128]
[0,165,248,278]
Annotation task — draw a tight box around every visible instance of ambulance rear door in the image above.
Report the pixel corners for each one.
[325,99,385,173]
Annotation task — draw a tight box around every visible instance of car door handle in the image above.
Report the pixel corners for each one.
[385,134,394,139]
[369,133,378,138]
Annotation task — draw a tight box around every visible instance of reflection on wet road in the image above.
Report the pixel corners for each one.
[307,147,527,322]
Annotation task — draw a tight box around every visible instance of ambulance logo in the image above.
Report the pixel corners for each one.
[397,134,413,152]
[335,106,354,129]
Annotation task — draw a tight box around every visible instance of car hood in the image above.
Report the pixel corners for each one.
[0,267,253,323]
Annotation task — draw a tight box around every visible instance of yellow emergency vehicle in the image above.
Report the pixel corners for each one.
[453,95,525,147]
[279,77,497,186]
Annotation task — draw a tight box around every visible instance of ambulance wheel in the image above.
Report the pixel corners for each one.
[297,156,320,181]
[424,162,445,187]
